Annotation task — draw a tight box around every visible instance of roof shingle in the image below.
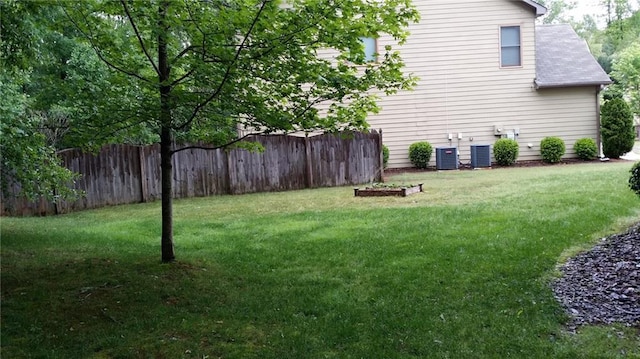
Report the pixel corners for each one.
[535,24,612,89]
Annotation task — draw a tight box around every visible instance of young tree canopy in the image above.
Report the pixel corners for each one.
[59,0,419,262]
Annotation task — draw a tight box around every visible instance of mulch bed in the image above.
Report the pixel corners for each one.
[552,223,640,331]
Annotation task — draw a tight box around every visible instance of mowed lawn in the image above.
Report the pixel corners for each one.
[2,162,640,358]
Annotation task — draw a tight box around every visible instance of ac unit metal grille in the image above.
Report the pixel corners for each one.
[470,145,491,168]
[436,147,458,170]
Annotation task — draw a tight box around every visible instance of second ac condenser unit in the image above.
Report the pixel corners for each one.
[436,147,458,170]
[470,145,491,168]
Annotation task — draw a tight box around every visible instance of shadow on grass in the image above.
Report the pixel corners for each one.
[1,256,233,358]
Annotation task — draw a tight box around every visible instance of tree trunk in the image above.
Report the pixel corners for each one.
[160,127,174,262]
[158,0,175,263]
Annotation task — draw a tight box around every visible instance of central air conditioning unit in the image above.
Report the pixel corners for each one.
[470,145,491,168]
[436,147,458,170]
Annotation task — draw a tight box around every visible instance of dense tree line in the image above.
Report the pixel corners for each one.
[539,0,640,120]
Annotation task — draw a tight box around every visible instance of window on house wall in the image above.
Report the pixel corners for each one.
[500,26,521,67]
[360,37,377,62]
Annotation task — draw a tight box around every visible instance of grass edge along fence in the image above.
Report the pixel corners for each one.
[2,131,383,216]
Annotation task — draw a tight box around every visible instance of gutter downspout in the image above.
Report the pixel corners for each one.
[596,85,603,158]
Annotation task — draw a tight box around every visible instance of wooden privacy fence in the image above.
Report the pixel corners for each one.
[2,131,383,216]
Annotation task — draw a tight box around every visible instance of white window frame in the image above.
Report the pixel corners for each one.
[499,26,522,68]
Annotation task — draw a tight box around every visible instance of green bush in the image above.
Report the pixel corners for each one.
[408,141,433,169]
[493,138,519,166]
[382,145,389,168]
[540,137,565,163]
[574,138,598,160]
[601,97,636,158]
[630,162,640,197]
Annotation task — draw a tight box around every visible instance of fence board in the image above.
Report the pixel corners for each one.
[172,146,228,198]
[1,132,382,216]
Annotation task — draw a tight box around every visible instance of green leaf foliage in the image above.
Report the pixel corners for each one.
[0,70,79,202]
[59,0,420,141]
[630,161,640,196]
[537,0,576,25]
[493,138,519,166]
[611,42,640,118]
[408,141,432,169]
[601,97,636,158]
[382,144,390,168]
[576,7,639,117]
[540,136,566,163]
[573,138,598,160]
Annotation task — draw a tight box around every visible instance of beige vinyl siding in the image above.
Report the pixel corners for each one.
[368,0,600,168]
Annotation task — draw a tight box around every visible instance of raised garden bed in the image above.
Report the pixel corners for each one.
[354,183,423,197]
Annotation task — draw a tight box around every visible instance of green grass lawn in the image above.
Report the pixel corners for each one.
[2,162,640,358]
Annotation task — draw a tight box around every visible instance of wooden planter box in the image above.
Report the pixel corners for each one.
[354,184,423,197]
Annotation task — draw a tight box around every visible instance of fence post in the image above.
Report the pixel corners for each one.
[378,129,384,182]
[225,146,233,194]
[304,136,313,188]
[138,146,148,202]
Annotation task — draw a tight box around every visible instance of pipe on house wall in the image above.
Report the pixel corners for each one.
[596,85,603,158]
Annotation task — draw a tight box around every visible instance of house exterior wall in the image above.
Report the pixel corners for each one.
[371,0,601,168]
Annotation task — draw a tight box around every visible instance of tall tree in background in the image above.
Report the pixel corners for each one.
[61,0,419,262]
[611,43,640,118]
[538,0,576,24]
[0,1,81,202]
[573,14,599,41]
[0,70,79,202]
[592,8,640,88]
[601,0,634,25]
